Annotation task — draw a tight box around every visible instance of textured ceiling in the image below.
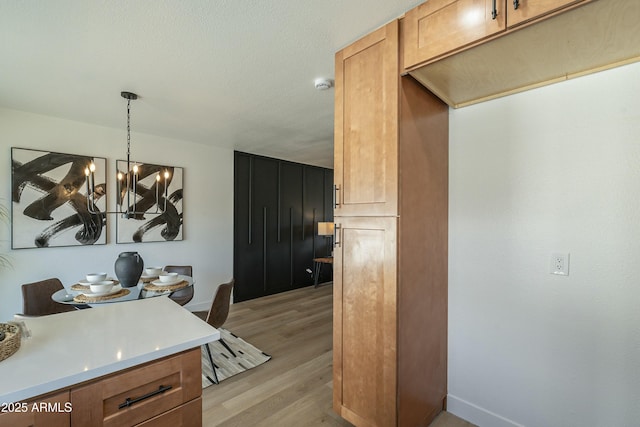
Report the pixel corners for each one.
[0,0,421,168]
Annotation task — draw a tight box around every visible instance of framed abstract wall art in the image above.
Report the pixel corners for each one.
[115,160,183,243]
[11,147,107,248]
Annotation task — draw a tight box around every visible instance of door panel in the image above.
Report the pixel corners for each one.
[334,21,399,216]
[404,0,506,69]
[233,154,263,302]
[507,0,586,27]
[333,216,397,427]
[277,162,303,291]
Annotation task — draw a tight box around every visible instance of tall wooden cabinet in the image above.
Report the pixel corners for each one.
[333,19,449,427]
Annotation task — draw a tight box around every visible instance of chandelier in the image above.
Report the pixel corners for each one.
[84,91,170,218]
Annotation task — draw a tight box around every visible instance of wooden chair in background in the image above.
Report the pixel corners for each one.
[21,278,77,316]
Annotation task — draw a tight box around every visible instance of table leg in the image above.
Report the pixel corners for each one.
[313,261,321,287]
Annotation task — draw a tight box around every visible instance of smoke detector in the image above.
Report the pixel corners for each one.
[314,78,333,90]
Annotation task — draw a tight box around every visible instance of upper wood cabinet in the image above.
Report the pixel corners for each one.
[404,0,640,108]
[507,0,586,27]
[334,20,399,217]
[404,0,590,70]
[404,0,506,69]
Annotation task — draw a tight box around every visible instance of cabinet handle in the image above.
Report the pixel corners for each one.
[118,385,172,409]
[263,207,267,291]
[333,185,340,209]
[491,0,498,19]
[277,163,281,242]
[248,157,253,245]
[289,207,294,286]
[513,0,519,10]
[334,224,341,248]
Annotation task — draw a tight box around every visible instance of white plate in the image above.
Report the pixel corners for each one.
[78,277,115,285]
[140,274,159,280]
[82,284,122,297]
[151,278,182,287]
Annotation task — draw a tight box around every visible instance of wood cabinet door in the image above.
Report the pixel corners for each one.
[0,391,70,427]
[333,216,397,427]
[507,0,587,27]
[135,397,201,427]
[404,0,506,69]
[334,20,399,217]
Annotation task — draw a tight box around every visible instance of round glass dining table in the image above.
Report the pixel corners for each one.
[51,275,194,307]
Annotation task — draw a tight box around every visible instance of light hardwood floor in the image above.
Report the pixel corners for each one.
[198,284,475,427]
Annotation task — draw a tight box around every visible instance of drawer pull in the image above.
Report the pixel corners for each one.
[491,0,498,19]
[118,384,173,409]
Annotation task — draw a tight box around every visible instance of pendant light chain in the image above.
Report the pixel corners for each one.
[126,97,132,215]
[127,98,131,159]
[85,91,167,218]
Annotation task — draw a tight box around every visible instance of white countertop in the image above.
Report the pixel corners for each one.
[0,297,219,404]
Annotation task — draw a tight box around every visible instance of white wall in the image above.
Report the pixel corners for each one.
[448,61,640,427]
[0,108,233,320]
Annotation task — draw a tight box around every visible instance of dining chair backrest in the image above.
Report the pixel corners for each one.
[206,279,235,329]
[163,265,193,276]
[21,278,77,316]
[164,265,194,305]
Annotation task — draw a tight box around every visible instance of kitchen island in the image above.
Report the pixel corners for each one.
[0,297,219,426]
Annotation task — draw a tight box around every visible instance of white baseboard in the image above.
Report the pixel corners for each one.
[447,394,524,427]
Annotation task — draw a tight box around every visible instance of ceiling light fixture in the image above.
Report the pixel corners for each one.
[85,91,169,218]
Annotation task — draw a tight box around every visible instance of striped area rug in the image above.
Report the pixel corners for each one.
[201,328,271,387]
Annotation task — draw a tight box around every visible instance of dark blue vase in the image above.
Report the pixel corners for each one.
[114,252,144,288]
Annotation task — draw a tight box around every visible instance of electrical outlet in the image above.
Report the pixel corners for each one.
[550,253,570,276]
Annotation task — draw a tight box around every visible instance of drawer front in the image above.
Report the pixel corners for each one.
[71,347,201,427]
[0,391,70,427]
[135,397,201,427]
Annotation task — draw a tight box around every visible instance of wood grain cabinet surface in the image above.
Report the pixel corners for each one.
[70,348,201,427]
[507,0,586,27]
[333,19,449,427]
[334,21,399,217]
[0,391,70,427]
[0,348,203,427]
[399,0,640,109]
[403,0,506,69]
[333,216,398,427]
[403,0,588,70]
